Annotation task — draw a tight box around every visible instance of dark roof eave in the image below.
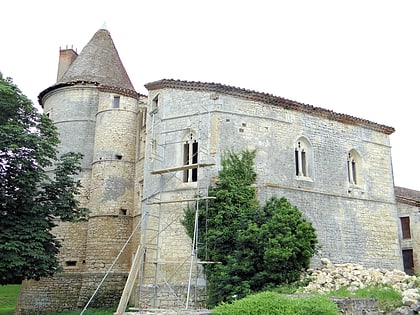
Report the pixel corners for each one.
[38,81,140,107]
[145,79,395,135]
[395,186,420,206]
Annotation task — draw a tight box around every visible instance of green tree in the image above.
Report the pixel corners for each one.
[0,73,87,284]
[182,150,317,307]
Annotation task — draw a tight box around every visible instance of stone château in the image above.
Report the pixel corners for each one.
[15,27,420,314]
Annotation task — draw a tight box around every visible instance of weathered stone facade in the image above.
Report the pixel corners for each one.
[395,187,420,275]
[143,82,401,270]
[14,27,419,314]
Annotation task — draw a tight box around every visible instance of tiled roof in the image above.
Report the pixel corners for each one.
[59,28,135,90]
[395,186,420,206]
[145,79,395,135]
[39,28,136,105]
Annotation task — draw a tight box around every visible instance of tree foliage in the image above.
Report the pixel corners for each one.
[0,73,87,284]
[182,150,317,307]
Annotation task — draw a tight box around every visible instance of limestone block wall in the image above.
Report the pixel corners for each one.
[90,92,138,216]
[143,87,402,274]
[83,91,139,274]
[53,220,88,272]
[41,85,98,170]
[212,92,401,270]
[15,272,128,315]
[85,216,133,272]
[397,198,420,274]
[16,86,141,313]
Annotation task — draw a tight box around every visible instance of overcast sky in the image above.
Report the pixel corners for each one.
[2,0,419,191]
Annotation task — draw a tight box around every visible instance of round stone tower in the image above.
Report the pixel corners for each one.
[21,27,141,312]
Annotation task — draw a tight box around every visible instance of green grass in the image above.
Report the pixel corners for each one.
[328,285,402,312]
[212,291,340,315]
[46,308,116,315]
[212,284,404,315]
[0,285,21,315]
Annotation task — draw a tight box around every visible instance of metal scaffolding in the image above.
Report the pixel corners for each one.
[115,99,214,314]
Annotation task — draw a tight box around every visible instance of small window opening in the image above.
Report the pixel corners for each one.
[151,95,159,114]
[119,208,127,216]
[65,260,77,267]
[295,141,307,177]
[402,249,414,275]
[401,217,411,239]
[347,153,357,185]
[142,109,147,127]
[113,96,120,109]
[183,133,198,183]
[115,154,123,160]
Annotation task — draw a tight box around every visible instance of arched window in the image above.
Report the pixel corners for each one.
[295,137,312,178]
[347,149,362,185]
[183,132,198,183]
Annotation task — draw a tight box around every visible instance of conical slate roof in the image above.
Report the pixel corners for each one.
[58,28,135,91]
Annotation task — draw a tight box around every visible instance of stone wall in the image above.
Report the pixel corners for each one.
[135,285,207,310]
[143,87,402,271]
[395,187,420,275]
[15,272,128,315]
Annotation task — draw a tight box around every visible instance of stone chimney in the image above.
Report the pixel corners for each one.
[57,46,78,82]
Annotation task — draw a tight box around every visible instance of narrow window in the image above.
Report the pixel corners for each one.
[401,217,411,239]
[142,109,147,127]
[183,133,198,183]
[113,96,120,108]
[65,260,77,267]
[347,153,357,184]
[295,141,308,177]
[301,150,307,176]
[402,249,414,275]
[192,141,198,182]
[183,142,190,182]
[151,95,159,114]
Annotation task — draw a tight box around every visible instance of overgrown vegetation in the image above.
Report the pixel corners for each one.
[182,150,318,307]
[0,284,21,315]
[212,291,340,315]
[0,73,87,284]
[211,284,404,315]
[328,285,402,312]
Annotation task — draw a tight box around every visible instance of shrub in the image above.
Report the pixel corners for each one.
[182,150,318,307]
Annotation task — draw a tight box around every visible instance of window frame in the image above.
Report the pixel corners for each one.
[183,132,198,183]
[347,149,363,187]
[294,136,312,179]
[113,95,120,109]
[400,216,412,239]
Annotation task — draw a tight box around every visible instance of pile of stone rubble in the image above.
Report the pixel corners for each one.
[300,258,420,311]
